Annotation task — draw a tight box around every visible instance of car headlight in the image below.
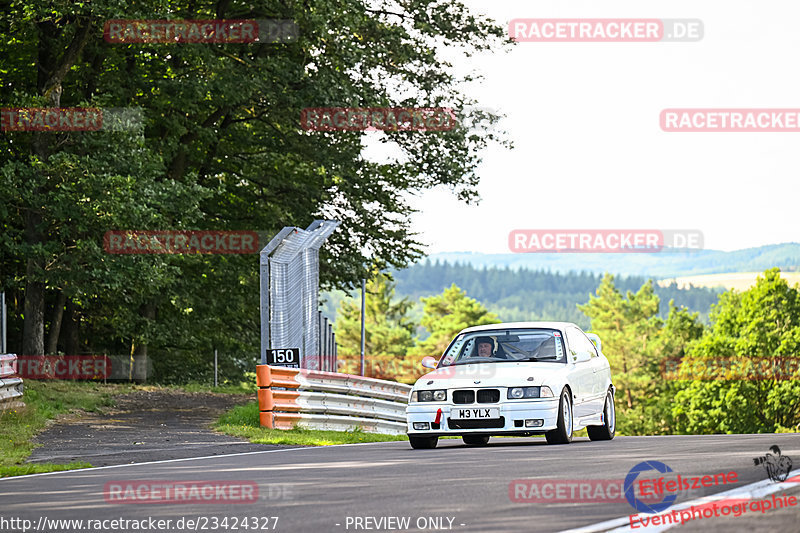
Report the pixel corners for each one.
[507,386,555,399]
[411,389,447,402]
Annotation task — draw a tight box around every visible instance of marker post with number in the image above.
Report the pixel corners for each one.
[267,348,300,368]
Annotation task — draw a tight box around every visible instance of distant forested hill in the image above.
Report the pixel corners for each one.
[391,260,724,329]
[426,243,800,277]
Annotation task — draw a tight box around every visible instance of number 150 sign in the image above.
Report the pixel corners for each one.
[268,348,300,368]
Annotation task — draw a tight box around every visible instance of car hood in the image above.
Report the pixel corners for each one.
[414,362,566,389]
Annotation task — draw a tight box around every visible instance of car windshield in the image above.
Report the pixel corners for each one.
[439,328,566,366]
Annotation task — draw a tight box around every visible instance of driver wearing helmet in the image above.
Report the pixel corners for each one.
[473,337,495,358]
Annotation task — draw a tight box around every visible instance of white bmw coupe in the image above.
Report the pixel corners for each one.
[406,322,615,449]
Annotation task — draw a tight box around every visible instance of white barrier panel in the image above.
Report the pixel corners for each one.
[290,413,407,435]
[0,354,24,411]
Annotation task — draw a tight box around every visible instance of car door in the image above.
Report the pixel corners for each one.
[564,328,595,418]
[572,329,608,415]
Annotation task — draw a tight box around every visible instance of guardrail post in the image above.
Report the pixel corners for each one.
[1,292,6,354]
[256,365,273,428]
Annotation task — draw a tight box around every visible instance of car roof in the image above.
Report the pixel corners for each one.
[459,321,581,334]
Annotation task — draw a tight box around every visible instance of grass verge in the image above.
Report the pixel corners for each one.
[0,380,128,477]
[214,402,408,445]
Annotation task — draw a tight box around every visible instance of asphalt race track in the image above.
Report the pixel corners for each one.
[2,434,799,533]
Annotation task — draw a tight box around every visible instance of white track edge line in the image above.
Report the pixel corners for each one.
[0,440,408,482]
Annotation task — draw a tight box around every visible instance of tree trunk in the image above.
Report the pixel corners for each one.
[46,291,67,354]
[132,302,157,382]
[21,18,93,358]
[132,341,148,383]
[22,208,45,356]
[63,300,80,355]
[21,278,45,356]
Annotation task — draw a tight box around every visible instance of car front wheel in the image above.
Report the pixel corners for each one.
[409,435,439,449]
[545,388,573,444]
[587,389,616,441]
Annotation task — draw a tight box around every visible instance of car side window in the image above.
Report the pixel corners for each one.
[565,329,580,356]
[567,328,599,357]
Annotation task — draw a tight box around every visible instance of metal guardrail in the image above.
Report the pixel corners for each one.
[256,365,411,435]
[0,353,24,411]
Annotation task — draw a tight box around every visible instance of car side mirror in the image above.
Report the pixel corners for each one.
[421,356,437,369]
[572,351,592,363]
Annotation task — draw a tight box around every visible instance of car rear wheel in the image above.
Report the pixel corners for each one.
[545,388,573,444]
[409,435,439,449]
[462,435,490,446]
[588,389,615,441]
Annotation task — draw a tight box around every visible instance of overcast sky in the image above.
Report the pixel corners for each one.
[403,1,800,255]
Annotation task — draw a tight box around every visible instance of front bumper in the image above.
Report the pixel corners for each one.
[406,399,560,437]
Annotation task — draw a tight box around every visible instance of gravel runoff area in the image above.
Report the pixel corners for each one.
[26,389,286,467]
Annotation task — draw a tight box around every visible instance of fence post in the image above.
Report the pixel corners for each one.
[360,278,366,376]
[0,292,6,354]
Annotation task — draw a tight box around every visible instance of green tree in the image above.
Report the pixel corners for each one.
[672,268,800,434]
[579,275,703,435]
[579,275,661,408]
[335,273,415,358]
[334,273,417,380]
[1,0,510,379]
[642,303,705,434]
[409,283,499,357]
[657,301,706,360]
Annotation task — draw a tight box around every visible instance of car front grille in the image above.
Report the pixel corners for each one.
[452,389,499,404]
[448,417,506,429]
[477,389,500,403]
[453,390,475,404]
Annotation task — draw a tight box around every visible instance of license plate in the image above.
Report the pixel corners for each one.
[450,407,500,419]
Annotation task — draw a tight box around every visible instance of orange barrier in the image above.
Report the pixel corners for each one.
[257,389,301,412]
[256,364,411,434]
[259,410,302,429]
[255,365,300,388]
[257,365,301,428]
